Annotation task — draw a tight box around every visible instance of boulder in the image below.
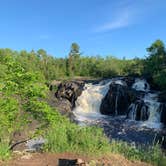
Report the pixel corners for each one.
[48,92,75,121]
[158,91,166,103]
[56,98,72,115]
[160,103,166,125]
[55,81,84,108]
[100,82,136,116]
[158,91,166,125]
[122,77,135,87]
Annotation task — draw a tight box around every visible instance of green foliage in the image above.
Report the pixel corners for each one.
[67,43,81,76]
[0,97,19,132]
[144,39,166,90]
[0,51,48,160]
[0,141,11,160]
[109,140,166,166]
[44,120,110,155]
[0,40,166,163]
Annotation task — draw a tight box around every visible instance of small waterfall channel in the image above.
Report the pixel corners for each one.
[73,78,163,129]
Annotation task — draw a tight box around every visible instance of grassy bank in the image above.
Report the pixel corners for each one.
[43,110,166,166]
[0,102,166,165]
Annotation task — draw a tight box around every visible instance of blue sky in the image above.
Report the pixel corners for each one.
[0,0,166,59]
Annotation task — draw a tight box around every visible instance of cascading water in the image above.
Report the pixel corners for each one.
[132,78,150,92]
[73,80,111,122]
[73,79,125,122]
[73,78,163,129]
[129,78,162,128]
[141,93,162,128]
[72,77,166,145]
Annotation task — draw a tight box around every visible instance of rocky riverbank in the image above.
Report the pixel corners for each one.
[51,77,166,148]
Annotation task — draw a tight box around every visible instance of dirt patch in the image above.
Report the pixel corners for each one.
[2,152,151,166]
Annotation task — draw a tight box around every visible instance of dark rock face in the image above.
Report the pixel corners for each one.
[158,92,166,125]
[100,80,149,120]
[127,100,149,121]
[160,103,166,125]
[158,91,166,103]
[122,77,135,88]
[55,81,84,108]
[100,82,136,116]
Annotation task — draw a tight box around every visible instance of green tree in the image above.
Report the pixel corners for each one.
[144,39,166,90]
[67,42,81,76]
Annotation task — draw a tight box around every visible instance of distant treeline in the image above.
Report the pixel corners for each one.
[0,39,166,90]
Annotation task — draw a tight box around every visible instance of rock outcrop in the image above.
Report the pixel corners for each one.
[158,91,166,125]
[55,81,84,108]
[160,103,166,125]
[100,78,150,121]
[100,82,136,116]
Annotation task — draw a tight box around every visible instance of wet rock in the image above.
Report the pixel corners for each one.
[160,103,166,125]
[100,82,136,116]
[25,137,46,152]
[127,100,149,121]
[122,77,135,87]
[158,91,166,103]
[55,81,84,108]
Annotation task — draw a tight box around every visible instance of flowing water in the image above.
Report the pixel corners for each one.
[73,78,125,122]
[73,78,163,128]
[73,78,165,145]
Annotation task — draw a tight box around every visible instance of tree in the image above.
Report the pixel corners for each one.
[145,40,166,73]
[144,39,166,90]
[147,39,165,56]
[67,42,81,76]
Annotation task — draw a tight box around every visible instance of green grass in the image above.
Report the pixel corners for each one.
[0,140,11,161]
[45,124,166,165]
[109,140,166,166]
[43,107,166,166]
[44,121,110,155]
[41,106,166,166]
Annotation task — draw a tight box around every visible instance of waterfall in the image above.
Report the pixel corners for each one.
[132,78,150,91]
[73,80,111,122]
[73,79,125,121]
[141,93,162,128]
[73,78,163,128]
[130,78,162,128]
[127,103,138,120]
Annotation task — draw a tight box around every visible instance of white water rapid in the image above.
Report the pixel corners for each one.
[73,80,111,122]
[132,78,162,128]
[73,78,163,129]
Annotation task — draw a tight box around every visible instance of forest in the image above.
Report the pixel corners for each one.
[0,39,166,165]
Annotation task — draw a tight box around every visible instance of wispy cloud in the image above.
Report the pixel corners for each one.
[94,0,156,33]
[96,10,131,32]
[95,8,132,32]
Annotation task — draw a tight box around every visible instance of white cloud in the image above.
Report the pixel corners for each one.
[95,9,132,32]
[94,0,164,33]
